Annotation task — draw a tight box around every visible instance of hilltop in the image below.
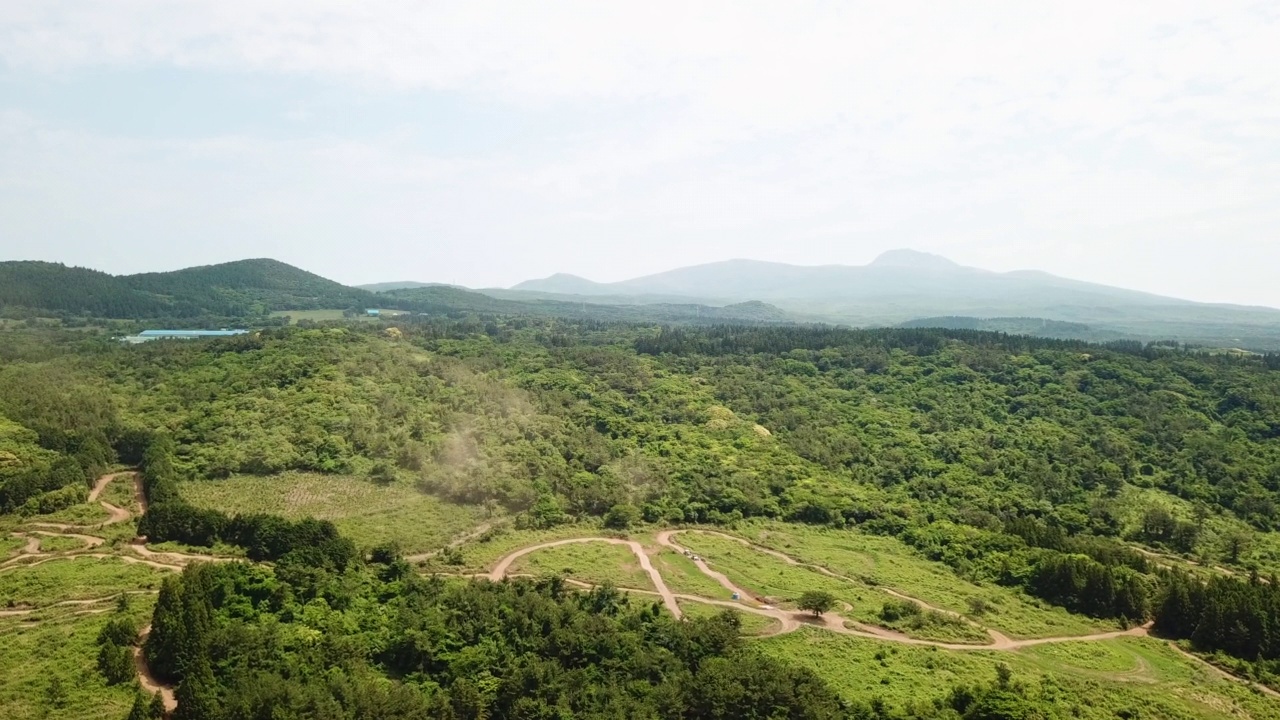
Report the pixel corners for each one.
[0,258,376,319]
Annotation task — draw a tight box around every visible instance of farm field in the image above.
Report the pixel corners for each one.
[729,522,1114,638]
[178,473,487,553]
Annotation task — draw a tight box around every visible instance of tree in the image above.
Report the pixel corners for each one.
[798,590,836,617]
[147,693,166,719]
[125,691,150,720]
[1223,530,1253,564]
[603,503,640,530]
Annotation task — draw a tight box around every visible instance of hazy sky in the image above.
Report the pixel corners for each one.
[2,2,1279,306]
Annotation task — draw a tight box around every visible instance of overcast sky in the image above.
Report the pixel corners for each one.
[2,2,1278,306]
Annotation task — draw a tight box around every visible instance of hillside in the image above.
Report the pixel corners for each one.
[5,319,1280,718]
[513,250,1280,349]
[0,258,377,319]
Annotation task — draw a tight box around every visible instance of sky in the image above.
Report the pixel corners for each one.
[1,2,1279,306]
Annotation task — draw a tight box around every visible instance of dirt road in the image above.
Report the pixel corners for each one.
[484,531,1162,652]
[135,625,177,712]
[488,537,682,618]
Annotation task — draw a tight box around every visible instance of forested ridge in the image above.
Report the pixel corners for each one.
[0,259,792,327]
[7,317,1280,715]
[0,259,376,320]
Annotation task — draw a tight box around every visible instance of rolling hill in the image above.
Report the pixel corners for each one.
[0,259,796,326]
[0,259,377,319]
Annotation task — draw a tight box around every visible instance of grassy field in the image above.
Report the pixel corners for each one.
[1112,485,1280,576]
[100,476,139,513]
[21,502,112,527]
[0,601,154,720]
[444,523,611,572]
[729,522,1113,638]
[508,541,656,590]
[650,547,735,600]
[0,557,168,607]
[1,534,25,559]
[759,629,1280,719]
[675,531,869,609]
[179,473,487,553]
[673,531,982,642]
[37,535,88,553]
[677,599,780,636]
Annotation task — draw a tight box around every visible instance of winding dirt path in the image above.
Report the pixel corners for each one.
[658,529,1014,645]
[76,471,138,527]
[135,625,177,712]
[1165,641,1280,700]
[488,537,682,617]
[484,531,1161,652]
[127,539,236,566]
[0,590,158,618]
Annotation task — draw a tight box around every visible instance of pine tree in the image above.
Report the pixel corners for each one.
[125,691,149,720]
[147,692,166,719]
[146,575,186,683]
[173,656,219,720]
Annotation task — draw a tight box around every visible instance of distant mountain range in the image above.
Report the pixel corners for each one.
[505,250,1280,349]
[5,252,1280,349]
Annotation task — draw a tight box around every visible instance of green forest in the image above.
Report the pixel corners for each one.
[5,315,1280,718]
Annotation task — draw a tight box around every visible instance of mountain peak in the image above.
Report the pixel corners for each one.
[869,249,960,270]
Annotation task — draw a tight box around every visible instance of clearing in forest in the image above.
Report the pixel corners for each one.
[505,540,658,591]
[178,473,486,553]
[731,522,1113,639]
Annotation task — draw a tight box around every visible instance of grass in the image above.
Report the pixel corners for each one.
[674,530,981,643]
[179,473,487,553]
[22,502,111,527]
[99,475,139,512]
[508,541,656,590]
[445,522,611,573]
[730,522,1112,639]
[37,535,88,553]
[0,610,153,720]
[675,531,868,609]
[0,556,168,607]
[759,629,1280,719]
[677,600,781,636]
[650,547,735,600]
[0,534,25,559]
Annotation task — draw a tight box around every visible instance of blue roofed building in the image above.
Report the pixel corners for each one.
[365,309,381,316]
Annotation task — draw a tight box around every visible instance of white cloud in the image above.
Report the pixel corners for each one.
[1,1,1279,304]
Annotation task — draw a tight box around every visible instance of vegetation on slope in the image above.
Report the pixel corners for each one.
[7,314,1280,715]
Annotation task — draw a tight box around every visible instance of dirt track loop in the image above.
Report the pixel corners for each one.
[486,531,1160,652]
[489,537,682,617]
